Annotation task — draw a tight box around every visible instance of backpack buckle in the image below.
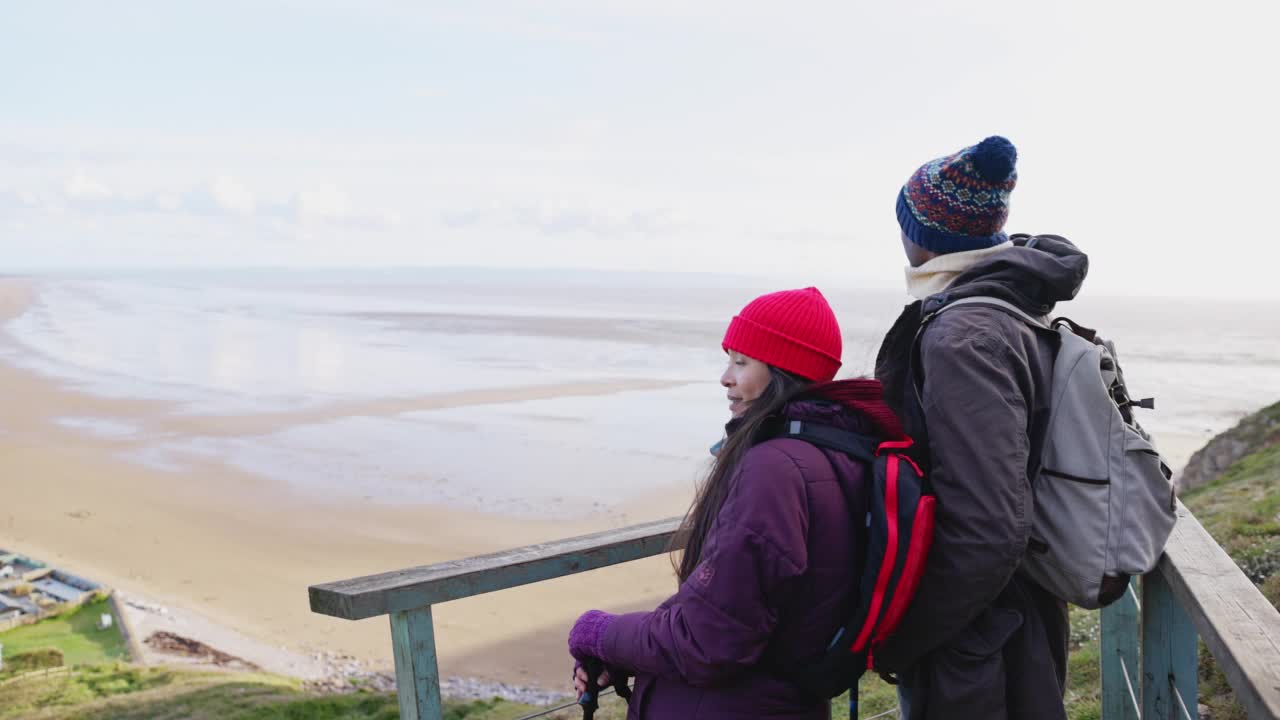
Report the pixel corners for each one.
[874,439,914,457]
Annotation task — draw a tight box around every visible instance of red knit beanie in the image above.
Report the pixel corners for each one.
[722,287,843,382]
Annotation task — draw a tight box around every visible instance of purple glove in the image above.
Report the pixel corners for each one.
[568,609,616,661]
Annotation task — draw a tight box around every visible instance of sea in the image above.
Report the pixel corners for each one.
[3,269,1278,518]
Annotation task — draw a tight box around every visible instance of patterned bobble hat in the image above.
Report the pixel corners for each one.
[722,287,842,382]
[897,136,1018,253]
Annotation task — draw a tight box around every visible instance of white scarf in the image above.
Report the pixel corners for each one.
[905,241,1014,300]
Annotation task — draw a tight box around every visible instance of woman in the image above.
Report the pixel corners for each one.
[567,287,906,719]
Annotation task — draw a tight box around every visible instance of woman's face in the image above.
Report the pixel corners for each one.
[721,350,771,418]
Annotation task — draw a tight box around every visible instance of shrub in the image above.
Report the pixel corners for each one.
[4,646,65,672]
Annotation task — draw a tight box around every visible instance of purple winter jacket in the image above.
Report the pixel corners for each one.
[599,395,890,719]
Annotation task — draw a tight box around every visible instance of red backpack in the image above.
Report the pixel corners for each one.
[769,419,935,710]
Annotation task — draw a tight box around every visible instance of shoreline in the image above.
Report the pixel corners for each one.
[0,277,691,690]
[0,276,1221,694]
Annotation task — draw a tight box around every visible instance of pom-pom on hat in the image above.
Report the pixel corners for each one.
[722,287,842,382]
[897,136,1018,254]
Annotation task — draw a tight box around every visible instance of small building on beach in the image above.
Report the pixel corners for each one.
[0,593,37,616]
[0,552,104,627]
[0,594,30,631]
[32,578,89,605]
[0,552,45,582]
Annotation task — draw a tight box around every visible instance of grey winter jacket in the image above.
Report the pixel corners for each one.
[873,234,1089,720]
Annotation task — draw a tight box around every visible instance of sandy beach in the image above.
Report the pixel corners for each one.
[0,275,1214,692]
[0,276,695,689]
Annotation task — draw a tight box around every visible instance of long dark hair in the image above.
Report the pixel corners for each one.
[673,366,812,583]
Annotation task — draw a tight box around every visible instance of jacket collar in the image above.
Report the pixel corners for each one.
[922,233,1089,317]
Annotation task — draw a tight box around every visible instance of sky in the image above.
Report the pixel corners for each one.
[2,1,1278,298]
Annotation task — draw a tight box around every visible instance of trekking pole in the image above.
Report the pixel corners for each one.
[577,657,633,718]
[512,687,620,720]
[578,657,603,719]
[611,671,633,703]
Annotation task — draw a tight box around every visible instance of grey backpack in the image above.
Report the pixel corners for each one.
[925,296,1177,609]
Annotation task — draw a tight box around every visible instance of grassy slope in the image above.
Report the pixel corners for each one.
[0,663,625,720]
[1178,405,1280,720]
[0,597,126,668]
[0,662,893,720]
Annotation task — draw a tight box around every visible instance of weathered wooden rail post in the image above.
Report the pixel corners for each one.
[1101,577,1140,720]
[389,606,443,719]
[1142,570,1197,719]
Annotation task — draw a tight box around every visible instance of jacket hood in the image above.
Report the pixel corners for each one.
[722,379,907,449]
[924,233,1088,317]
[793,378,907,440]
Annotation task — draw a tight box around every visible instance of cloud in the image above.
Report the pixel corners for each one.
[295,185,350,222]
[14,173,258,220]
[62,170,113,200]
[0,143,61,168]
[153,193,183,212]
[209,175,256,215]
[152,178,259,218]
[0,191,28,213]
[5,172,401,240]
[754,229,857,248]
[0,141,129,169]
[0,175,130,216]
[283,185,400,229]
[441,204,689,238]
[148,177,399,229]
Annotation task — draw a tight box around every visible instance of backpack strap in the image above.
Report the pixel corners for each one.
[776,419,880,465]
[904,295,1052,473]
[911,295,1055,397]
[921,295,1052,330]
[765,420,876,705]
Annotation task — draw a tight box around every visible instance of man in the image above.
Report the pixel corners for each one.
[873,136,1089,719]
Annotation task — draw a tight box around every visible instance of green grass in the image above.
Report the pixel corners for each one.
[1173,427,1280,720]
[1184,440,1280,592]
[1063,603,1102,720]
[849,672,899,717]
[0,597,127,669]
[0,662,599,720]
[0,657,903,720]
[0,647,64,677]
[0,664,295,720]
[0,661,894,720]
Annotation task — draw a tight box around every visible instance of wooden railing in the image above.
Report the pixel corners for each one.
[310,504,1280,719]
[1100,502,1280,719]
[309,518,681,719]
